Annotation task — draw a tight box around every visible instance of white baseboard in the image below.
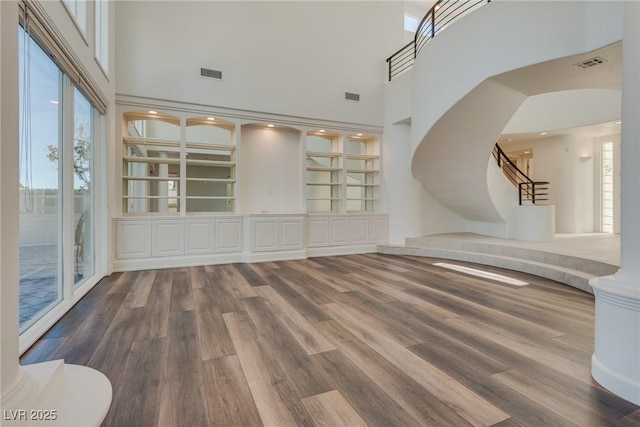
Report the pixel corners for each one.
[112,245,379,272]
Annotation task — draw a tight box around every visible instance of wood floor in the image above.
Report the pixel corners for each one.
[21,254,640,427]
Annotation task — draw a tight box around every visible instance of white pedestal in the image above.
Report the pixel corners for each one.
[511,204,555,242]
[590,276,640,405]
[1,360,112,426]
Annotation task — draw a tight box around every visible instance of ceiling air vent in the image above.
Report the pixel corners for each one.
[345,92,360,102]
[201,67,223,80]
[574,57,606,69]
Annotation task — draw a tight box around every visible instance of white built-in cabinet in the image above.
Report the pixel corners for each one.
[113,213,387,270]
[306,214,388,256]
[114,101,387,271]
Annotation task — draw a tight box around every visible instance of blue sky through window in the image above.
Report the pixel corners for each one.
[19,26,61,190]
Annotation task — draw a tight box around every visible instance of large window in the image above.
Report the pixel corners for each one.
[601,141,614,233]
[95,0,109,74]
[62,0,87,36]
[19,26,99,332]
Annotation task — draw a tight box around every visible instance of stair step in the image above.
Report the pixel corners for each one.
[404,235,617,277]
[378,244,603,294]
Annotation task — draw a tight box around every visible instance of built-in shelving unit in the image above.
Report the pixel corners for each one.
[185,118,236,213]
[115,100,386,270]
[345,135,379,212]
[122,112,236,214]
[306,132,342,213]
[122,113,181,214]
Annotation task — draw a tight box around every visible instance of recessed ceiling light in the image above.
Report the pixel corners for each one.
[540,132,548,135]
[356,133,363,136]
[319,129,325,133]
[616,121,622,125]
[524,151,531,154]
[148,110,158,115]
[207,117,215,121]
[267,124,275,128]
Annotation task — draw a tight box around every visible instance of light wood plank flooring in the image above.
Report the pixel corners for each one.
[21,254,640,426]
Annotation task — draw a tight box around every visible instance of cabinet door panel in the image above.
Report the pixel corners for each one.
[116,221,151,259]
[350,217,369,244]
[308,217,330,247]
[152,221,185,257]
[280,219,304,250]
[185,220,214,254]
[215,219,243,253]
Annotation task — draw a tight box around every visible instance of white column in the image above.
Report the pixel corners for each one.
[590,0,640,406]
[1,0,27,407]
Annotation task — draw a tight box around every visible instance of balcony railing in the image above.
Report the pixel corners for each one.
[386,0,491,81]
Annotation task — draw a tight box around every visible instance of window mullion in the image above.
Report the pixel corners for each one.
[61,75,75,301]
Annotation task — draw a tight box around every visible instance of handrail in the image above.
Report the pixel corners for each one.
[385,42,414,81]
[492,143,549,205]
[386,0,491,81]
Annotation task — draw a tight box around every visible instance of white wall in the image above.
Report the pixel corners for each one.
[380,122,422,243]
[420,188,468,236]
[239,125,302,213]
[502,135,596,233]
[115,1,404,127]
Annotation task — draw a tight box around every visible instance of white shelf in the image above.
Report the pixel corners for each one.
[124,137,180,147]
[123,156,180,165]
[307,166,341,172]
[123,176,180,181]
[186,196,234,200]
[186,159,235,167]
[123,196,178,200]
[186,178,235,183]
[346,154,379,160]
[307,151,341,158]
[186,142,235,151]
[346,183,377,187]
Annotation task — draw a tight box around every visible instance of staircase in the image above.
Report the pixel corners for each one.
[398,1,623,238]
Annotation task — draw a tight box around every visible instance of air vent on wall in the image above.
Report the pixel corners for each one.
[574,57,606,69]
[201,67,223,80]
[345,92,360,102]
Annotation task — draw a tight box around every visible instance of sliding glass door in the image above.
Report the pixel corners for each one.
[19,26,98,332]
[18,26,63,331]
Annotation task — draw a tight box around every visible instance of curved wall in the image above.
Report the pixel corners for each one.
[409,1,623,235]
[504,89,621,134]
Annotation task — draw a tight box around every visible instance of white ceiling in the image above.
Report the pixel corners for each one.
[501,120,621,144]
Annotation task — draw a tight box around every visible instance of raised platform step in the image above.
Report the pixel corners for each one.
[379,233,620,294]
